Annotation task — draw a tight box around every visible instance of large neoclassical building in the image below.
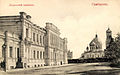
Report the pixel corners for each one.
[0,12,68,70]
[81,34,104,59]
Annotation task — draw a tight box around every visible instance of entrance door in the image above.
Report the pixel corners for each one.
[61,61,62,65]
[17,48,19,58]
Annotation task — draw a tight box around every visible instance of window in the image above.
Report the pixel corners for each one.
[50,35,52,45]
[43,36,45,45]
[40,35,42,43]
[33,51,35,59]
[37,34,39,43]
[40,51,42,59]
[33,33,35,41]
[51,52,52,59]
[17,48,19,58]
[55,53,56,61]
[26,28,28,37]
[9,47,13,57]
[2,46,4,57]
[37,51,39,59]
[43,52,45,59]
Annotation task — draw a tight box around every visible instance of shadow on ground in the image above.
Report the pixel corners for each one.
[67,69,120,75]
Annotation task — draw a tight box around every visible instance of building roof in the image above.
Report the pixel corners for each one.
[89,34,102,49]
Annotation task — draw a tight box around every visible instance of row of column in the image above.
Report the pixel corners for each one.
[50,33,64,50]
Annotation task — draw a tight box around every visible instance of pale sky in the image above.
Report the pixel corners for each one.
[0,0,120,58]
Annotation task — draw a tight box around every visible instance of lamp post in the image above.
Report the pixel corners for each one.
[4,31,8,71]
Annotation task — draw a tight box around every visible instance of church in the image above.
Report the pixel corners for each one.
[81,34,104,59]
[81,28,112,59]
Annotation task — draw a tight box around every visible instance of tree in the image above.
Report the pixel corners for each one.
[114,33,120,59]
[105,38,116,58]
[105,33,120,63]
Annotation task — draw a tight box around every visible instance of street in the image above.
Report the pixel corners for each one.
[1,63,120,75]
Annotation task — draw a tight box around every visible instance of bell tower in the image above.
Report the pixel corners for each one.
[106,28,112,48]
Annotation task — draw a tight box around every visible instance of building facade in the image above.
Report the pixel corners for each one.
[81,34,104,59]
[0,12,68,71]
[45,23,68,66]
[67,50,73,59]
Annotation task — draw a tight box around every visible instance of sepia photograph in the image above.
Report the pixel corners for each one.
[0,0,120,75]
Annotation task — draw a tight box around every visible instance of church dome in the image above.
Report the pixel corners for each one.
[89,34,102,49]
[106,28,111,33]
[90,41,96,46]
